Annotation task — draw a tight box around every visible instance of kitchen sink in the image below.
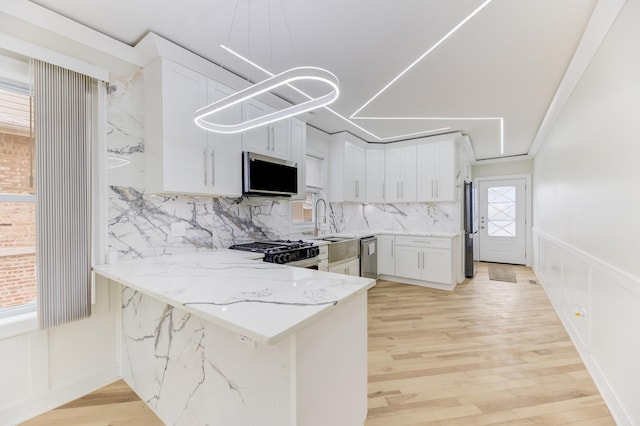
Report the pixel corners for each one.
[319,236,354,243]
[319,237,359,263]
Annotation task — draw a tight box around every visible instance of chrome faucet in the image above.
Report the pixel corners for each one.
[314,198,327,236]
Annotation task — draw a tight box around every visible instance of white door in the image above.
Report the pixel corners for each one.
[478,178,526,264]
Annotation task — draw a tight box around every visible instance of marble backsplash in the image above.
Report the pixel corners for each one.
[106,72,460,260]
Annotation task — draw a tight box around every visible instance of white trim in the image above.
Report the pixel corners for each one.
[91,81,108,305]
[533,228,640,296]
[0,247,35,257]
[528,0,627,157]
[0,0,140,67]
[0,193,35,203]
[0,310,37,340]
[475,174,532,266]
[0,34,108,81]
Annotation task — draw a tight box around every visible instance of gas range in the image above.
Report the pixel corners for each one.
[229,239,320,265]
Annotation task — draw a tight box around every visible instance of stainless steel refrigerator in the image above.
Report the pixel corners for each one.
[464,181,477,278]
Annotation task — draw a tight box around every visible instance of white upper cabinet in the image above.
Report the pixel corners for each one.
[289,118,307,200]
[365,149,385,203]
[205,80,243,197]
[384,146,417,203]
[144,57,241,197]
[329,133,366,202]
[344,142,366,202]
[241,99,290,161]
[417,139,456,202]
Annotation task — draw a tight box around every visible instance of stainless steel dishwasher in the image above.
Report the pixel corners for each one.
[359,235,377,279]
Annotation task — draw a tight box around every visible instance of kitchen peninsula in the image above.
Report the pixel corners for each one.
[93,250,376,426]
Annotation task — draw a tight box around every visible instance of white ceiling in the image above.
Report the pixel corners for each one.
[29,0,598,160]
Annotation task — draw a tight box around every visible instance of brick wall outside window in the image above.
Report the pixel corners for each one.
[1,131,36,309]
[0,253,36,308]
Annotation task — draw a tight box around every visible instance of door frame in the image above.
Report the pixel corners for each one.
[475,174,532,266]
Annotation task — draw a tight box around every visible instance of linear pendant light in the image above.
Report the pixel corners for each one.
[194,66,339,134]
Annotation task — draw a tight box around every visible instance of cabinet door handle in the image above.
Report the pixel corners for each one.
[211,150,215,186]
[417,252,420,268]
[203,149,207,185]
[431,180,435,198]
[391,244,394,258]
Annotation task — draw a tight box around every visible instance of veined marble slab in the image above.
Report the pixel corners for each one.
[93,250,376,344]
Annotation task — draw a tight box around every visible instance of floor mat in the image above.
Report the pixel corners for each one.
[488,265,517,283]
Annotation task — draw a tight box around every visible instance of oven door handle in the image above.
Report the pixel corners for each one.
[287,256,321,269]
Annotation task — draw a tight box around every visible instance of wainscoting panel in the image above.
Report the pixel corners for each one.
[533,229,640,425]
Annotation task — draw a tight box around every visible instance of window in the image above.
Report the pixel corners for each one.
[292,191,318,225]
[291,154,324,226]
[0,57,36,318]
[487,185,517,237]
[1,53,100,328]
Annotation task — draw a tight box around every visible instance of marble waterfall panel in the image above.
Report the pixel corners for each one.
[121,287,292,425]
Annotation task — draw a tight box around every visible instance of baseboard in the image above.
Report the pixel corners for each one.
[0,366,121,426]
[533,229,636,425]
[377,274,456,291]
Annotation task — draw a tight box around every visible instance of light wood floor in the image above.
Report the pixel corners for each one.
[23,263,613,425]
[365,263,613,425]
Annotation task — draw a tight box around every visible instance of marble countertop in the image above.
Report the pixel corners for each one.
[93,250,376,345]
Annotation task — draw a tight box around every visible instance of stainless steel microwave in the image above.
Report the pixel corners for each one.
[242,151,298,196]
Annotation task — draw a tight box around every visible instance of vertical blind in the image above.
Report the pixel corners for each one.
[34,60,94,329]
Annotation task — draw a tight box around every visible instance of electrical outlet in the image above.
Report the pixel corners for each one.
[171,222,187,237]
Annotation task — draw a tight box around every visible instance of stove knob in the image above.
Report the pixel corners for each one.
[274,254,285,264]
[311,247,320,257]
[282,253,291,263]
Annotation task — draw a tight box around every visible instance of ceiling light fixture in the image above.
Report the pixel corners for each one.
[194,66,339,134]
[356,117,504,153]
[350,0,494,118]
[221,45,451,142]
[196,0,340,134]
[378,127,451,141]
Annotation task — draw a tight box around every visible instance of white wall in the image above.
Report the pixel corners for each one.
[0,278,121,425]
[532,0,640,423]
[472,158,533,178]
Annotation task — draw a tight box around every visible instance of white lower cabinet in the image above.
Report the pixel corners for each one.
[329,258,360,276]
[394,245,423,280]
[377,235,395,275]
[393,236,454,286]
